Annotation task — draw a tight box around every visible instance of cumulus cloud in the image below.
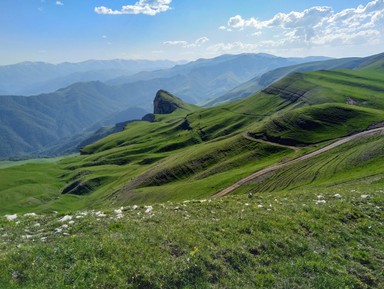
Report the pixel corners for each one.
[221,0,384,47]
[95,0,172,16]
[164,37,209,48]
[56,1,64,5]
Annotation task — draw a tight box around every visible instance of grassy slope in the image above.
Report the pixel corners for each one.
[0,63,383,215]
[0,186,383,288]
[0,58,384,288]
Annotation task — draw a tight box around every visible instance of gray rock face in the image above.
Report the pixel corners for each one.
[153,90,182,114]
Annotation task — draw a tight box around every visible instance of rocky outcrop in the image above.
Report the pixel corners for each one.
[153,90,185,114]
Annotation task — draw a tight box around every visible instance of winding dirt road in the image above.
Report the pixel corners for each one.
[213,126,384,197]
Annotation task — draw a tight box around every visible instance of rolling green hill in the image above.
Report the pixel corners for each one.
[0,53,329,159]
[0,52,383,215]
[0,53,383,288]
[205,52,384,107]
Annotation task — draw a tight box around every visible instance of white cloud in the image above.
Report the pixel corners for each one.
[95,0,172,16]
[207,42,260,54]
[221,0,384,48]
[164,37,209,48]
[56,1,64,6]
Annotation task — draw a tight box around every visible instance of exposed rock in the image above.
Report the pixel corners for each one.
[142,113,156,122]
[153,89,185,114]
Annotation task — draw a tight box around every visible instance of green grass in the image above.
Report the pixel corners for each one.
[0,186,383,288]
[1,63,383,215]
[1,55,384,288]
[235,133,384,195]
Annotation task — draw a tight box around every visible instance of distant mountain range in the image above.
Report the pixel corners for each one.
[0,53,332,159]
[7,52,381,159]
[0,81,147,159]
[0,59,179,95]
[106,53,330,104]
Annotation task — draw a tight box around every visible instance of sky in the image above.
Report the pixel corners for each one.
[0,0,383,64]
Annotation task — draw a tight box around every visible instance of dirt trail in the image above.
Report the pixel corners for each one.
[213,126,384,197]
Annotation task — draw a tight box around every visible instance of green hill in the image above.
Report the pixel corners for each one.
[205,52,384,107]
[1,53,384,288]
[0,53,383,214]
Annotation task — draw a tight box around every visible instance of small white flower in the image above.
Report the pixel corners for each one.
[54,228,62,233]
[258,204,263,208]
[317,195,324,199]
[334,194,342,198]
[5,214,17,221]
[68,220,75,225]
[24,213,37,217]
[61,224,68,229]
[132,205,138,210]
[361,195,370,199]
[115,214,124,219]
[316,200,326,205]
[244,203,249,206]
[95,211,106,217]
[145,206,153,213]
[59,215,72,222]
[40,237,47,242]
[34,223,41,227]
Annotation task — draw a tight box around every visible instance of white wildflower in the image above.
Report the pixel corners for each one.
[40,237,47,242]
[24,213,37,217]
[116,214,124,219]
[114,208,123,214]
[59,215,72,222]
[316,200,326,205]
[34,223,41,227]
[61,224,68,229]
[145,206,153,213]
[258,204,263,208]
[54,228,62,233]
[244,203,249,206]
[361,195,370,199]
[132,205,138,210]
[5,214,17,221]
[334,194,342,198]
[68,220,75,225]
[95,211,106,217]
[317,195,324,199]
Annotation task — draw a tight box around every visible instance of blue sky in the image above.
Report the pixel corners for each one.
[0,0,383,64]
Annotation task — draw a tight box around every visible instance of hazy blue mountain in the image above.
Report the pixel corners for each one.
[0,81,148,159]
[204,53,384,106]
[0,59,178,95]
[0,53,331,159]
[107,53,330,104]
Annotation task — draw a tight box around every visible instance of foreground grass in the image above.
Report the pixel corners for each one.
[1,187,383,288]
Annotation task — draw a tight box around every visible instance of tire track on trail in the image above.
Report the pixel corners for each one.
[213,126,384,197]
